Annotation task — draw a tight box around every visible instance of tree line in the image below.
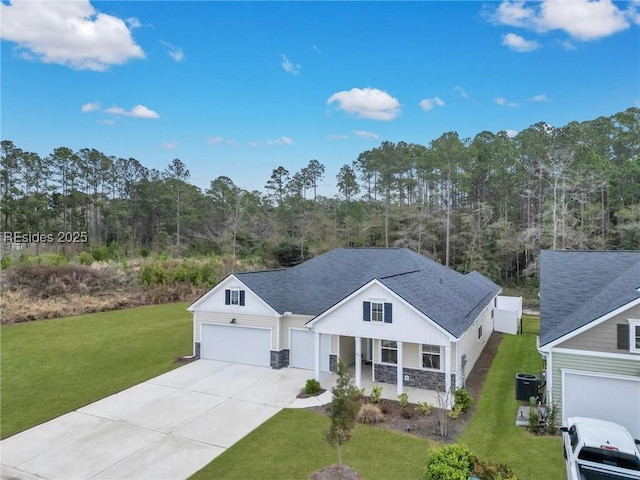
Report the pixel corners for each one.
[1,107,639,284]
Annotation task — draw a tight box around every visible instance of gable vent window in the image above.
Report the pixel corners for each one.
[225,289,245,306]
[617,323,630,350]
[363,301,392,323]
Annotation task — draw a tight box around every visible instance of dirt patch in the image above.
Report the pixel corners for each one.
[306,332,503,443]
[297,389,327,399]
[309,464,362,480]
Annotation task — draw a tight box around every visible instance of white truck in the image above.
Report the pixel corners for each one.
[561,417,640,480]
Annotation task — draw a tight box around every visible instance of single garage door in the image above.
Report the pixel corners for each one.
[201,324,271,367]
[563,370,640,438]
[289,329,330,372]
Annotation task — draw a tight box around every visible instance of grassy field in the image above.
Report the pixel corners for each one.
[458,330,564,480]
[190,408,434,480]
[0,302,192,439]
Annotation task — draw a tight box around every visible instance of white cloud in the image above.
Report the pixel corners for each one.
[491,0,633,41]
[502,33,540,52]
[281,54,300,75]
[161,41,184,62]
[312,45,322,55]
[537,0,629,41]
[250,136,293,146]
[82,101,101,113]
[104,104,159,119]
[327,134,349,140]
[353,130,379,139]
[226,139,239,146]
[97,119,116,125]
[530,93,549,102]
[419,96,445,111]
[559,39,577,50]
[162,141,177,149]
[0,0,144,71]
[327,87,400,121]
[505,129,519,138]
[207,136,224,145]
[495,97,518,108]
[453,86,469,99]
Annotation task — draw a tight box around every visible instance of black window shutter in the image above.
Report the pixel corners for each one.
[617,324,630,350]
[363,301,371,321]
[384,303,392,323]
[239,290,245,306]
[225,289,231,305]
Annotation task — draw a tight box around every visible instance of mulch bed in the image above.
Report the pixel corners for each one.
[305,332,503,443]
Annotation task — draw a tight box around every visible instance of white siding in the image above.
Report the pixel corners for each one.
[190,276,277,317]
[312,282,451,345]
[457,302,495,384]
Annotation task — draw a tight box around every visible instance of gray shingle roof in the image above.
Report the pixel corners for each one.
[539,250,640,347]
[236,248,500,338]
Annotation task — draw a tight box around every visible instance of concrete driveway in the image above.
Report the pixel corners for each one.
[0,360,334,480]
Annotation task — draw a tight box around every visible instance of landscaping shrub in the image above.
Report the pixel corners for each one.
[1,255,12,269]
[370,384,383,404]
[304,378,321,395]
[415,401,432,416]
[453,387,473,413]
[397,391,409,408]
[424,445,476,480]
[357,403,384,424]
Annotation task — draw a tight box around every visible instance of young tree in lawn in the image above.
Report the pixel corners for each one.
[325,360,359,466]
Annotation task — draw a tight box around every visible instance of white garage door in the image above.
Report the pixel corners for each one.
[289,329,330,372]
[201,324,271,367]
[563,370,640,438]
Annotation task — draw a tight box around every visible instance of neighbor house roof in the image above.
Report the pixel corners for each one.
[539,250,640,347]
[235,248,500,337]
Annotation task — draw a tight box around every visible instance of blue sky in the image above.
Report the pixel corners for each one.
[2,1,639,195]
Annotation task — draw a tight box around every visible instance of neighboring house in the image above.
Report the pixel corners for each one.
[188,248,502,408]
[538,250,640,438]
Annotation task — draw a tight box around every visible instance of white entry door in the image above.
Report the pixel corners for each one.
[201,324,271,367]
[289,329,330,372]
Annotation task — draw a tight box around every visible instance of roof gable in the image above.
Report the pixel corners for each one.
[205,248,499,336]
[539,250,640,347]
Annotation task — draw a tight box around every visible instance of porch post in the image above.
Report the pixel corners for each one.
[314,331,320,381]
[396,341,403,395]
[444,344,452,409]
[355,336,362,388]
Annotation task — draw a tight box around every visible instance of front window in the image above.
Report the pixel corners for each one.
[230,289,240,305]
[631,319,640,354]
[371,302,384,322]
[381,340,397,364]
[422,344,441,370]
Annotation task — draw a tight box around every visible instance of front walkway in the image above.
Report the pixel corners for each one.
[0,361,335,480]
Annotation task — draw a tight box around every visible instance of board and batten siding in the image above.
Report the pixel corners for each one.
[550,350,640,419]
[194,311,277,350]
[557,304,640,354]
[312,282,451,345]
[456,301,496,384]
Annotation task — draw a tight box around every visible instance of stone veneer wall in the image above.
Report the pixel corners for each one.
[270,349,289,369]
[194,342,201,358]
[374,364,455,391]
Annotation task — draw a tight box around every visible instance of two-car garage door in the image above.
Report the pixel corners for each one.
[563,370,640,438]
[201,324,271,367]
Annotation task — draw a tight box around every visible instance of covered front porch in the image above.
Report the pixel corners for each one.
[312,334,454,409]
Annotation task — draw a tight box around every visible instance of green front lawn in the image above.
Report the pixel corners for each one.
[0,302,192,439]
[190,408,433,480]
[458,332,564,480]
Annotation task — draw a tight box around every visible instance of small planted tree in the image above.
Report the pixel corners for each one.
[325,360,359,465]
